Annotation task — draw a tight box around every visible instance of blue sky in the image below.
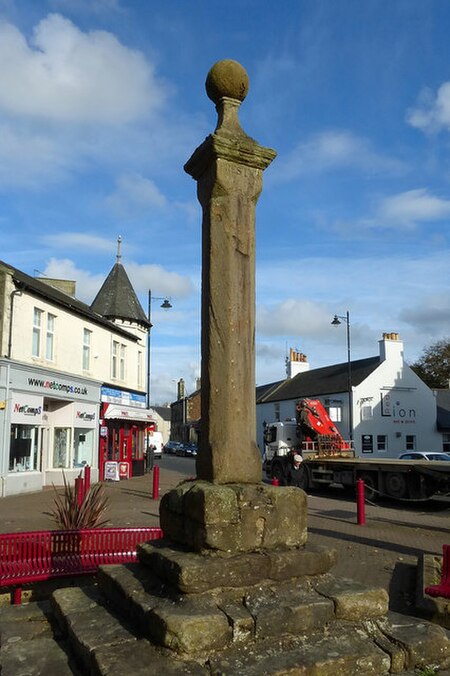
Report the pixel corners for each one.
[1,0,449,405]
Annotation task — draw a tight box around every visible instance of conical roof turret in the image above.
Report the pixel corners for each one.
[91,236,149,328]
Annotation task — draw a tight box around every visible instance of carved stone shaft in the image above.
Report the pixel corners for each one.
[184,60,276,484]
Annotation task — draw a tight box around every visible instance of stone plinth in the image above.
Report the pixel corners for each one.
[159,480,307,553]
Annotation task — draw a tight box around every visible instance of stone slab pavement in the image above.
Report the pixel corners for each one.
[0,457,448,616]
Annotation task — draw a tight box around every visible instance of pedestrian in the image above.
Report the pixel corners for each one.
[285,453,306,489]
[146,444,155,472]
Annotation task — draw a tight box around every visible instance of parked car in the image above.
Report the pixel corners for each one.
[176,443,198,457]
[163,441,184,455]
[398,452,450,461]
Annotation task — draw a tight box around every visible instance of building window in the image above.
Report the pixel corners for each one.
[377,435,387,451]
[46,313,55,360]
[274,402,280,422]
[112,341,119,379]
[361,405,373,421]
[137,351,143,387]
[32,308,43,357]
[328,406,342,422]
[406,435,416,451]
[83,329,91,371]
[443,434,450,454]
[120,344,126,380]
[112,341,126,381]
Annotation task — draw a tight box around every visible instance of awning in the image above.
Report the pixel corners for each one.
[102,404,156,423]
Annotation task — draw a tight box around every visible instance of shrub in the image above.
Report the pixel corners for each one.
[46,473,109,530]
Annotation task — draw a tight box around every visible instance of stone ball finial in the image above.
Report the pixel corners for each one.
[205,59,249,104]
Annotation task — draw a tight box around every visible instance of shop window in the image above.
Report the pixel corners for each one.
[73,429,94,468]
[46,313,55,360]
[9,425,39,472]
[32,308,43,357]
[53,427,71,468]
[83,328,91,371]
[377,435,387,451]
[443,434,450,454]
[406,435,416,451]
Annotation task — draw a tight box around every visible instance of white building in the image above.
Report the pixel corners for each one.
[0,250,152,496]
[256,334,442,459]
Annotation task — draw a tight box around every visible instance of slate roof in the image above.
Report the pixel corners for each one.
[90,262,149,328]
[257,356,381,404]
[153,406,172,421]
[436,389,450,431]
[0,260,138,341]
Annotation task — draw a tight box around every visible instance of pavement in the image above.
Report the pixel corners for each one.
[0,456,448,617]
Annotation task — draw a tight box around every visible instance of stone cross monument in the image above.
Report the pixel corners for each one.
[184,59,276,484]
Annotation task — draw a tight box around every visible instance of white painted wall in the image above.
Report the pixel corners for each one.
[8,283,146,395]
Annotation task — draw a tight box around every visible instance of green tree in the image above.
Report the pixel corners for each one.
[410,338,450,389]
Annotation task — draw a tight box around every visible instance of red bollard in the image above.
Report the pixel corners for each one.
[75,475,84,507]
[271,476,279,486]
[356,478,366,525]
[84,465,91,494]
[152,465,160,500]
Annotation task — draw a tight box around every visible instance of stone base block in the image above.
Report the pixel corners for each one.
[138,541,336,594]
[159,480,307,553]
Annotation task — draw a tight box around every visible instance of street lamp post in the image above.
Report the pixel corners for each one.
[331,311,353,442]
[147,290,172,408]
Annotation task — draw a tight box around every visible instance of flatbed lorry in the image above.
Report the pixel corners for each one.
[263,399,450,501]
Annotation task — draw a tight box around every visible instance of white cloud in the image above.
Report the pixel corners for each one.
[272,130,404,182]
[258,299,330,337]
[105,173,167,215]
[0,14,167,124]
[42,257,194,304]
[407,82,450,133]
[43,258,105,301]
[378,188,450,227]
[42,232,118,253]
[126,262,194,298]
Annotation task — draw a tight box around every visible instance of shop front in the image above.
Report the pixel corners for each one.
[0,360,101,496]
[99,398,156,479]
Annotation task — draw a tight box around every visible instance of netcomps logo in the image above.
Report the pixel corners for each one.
[14,402,42,416]
[28,377,88,396]
[76,411,96,421]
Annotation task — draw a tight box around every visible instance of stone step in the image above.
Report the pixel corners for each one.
[96,563,389,656]
[50,585,207,675]
[0,600,79,675]
[3,587,449,675]
[208,612,450,675]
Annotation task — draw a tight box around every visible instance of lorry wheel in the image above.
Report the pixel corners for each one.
[358,473,378,501]
[384,472,408,499]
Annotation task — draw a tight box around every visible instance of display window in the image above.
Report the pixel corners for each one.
[53,427,71,468]
[73,428,94,468]
[9,425,40,472]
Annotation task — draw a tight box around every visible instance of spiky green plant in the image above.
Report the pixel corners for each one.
[46,473,109,530]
